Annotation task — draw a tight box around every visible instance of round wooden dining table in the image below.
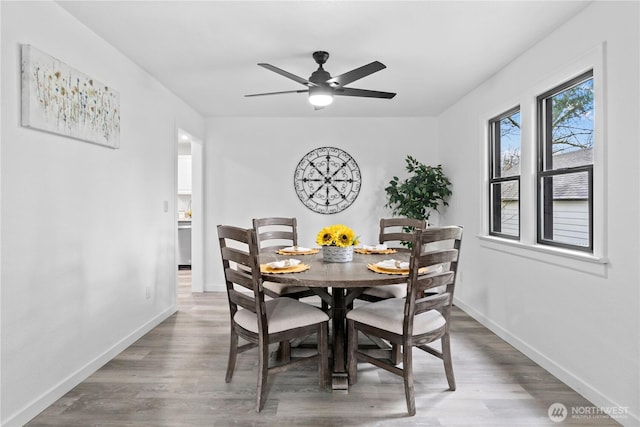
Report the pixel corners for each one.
[260,249,411,390]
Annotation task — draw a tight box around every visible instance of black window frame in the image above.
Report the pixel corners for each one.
[536,70,594,252]
[488,106,521,240]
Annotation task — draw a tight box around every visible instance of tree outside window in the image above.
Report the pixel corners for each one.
[489,108,521,239]
[538,71,594,251]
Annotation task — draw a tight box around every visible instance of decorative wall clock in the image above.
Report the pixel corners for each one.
[294,147,361,214]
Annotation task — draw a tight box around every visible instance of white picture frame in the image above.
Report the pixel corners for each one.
[21,44,120,149]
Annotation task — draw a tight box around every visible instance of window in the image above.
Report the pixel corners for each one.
[537,71,594,252]
[481,44,604,270]
[489,108,521,239]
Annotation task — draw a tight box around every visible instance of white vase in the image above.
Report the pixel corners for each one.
[322,245,354,263]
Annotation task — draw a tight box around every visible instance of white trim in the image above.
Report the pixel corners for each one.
[478,235,607,276]
[191,136,204,293]
[206,282,227,292]
[527,42,606,258]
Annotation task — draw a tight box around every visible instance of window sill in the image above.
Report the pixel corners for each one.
[478,235,608,277]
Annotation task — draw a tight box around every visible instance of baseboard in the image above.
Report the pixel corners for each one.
[453,297,639,427]
[205,281,226,292]
[4,305,177,427]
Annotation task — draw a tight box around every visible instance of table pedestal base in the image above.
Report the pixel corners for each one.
[331,372,349,391]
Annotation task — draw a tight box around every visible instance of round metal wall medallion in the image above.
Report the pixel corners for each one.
[294,147,361,214]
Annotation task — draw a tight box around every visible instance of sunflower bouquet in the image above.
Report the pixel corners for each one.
[316,224,359,247]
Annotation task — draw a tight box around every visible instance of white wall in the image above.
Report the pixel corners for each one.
[438,2,639,424]
[0,2,204,425]
[204,117,438,290]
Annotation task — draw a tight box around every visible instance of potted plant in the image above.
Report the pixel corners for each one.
[384,155,452,229]
[316,224,359,262]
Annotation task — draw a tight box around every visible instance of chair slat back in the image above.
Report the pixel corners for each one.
[413,270,455,295]
[253,217,298,250]
[228,288,257,312]
[217,225,265,319]
[379,217,427,248]
[417,249,459,272]
[405,226,463,331]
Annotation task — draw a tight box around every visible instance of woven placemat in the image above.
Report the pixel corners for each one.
[260,263,310,274]
[355,248,398,255]
[275,248,319,255]
[367,264,428,275]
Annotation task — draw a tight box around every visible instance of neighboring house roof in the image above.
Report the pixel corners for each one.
[500,148,592,201]
[552,147,593,169]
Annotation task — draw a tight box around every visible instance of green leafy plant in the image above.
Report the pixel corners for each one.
[385,155,452,222]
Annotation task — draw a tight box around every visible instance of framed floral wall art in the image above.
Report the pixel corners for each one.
[21,44,120,149]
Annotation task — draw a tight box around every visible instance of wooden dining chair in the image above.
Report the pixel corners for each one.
[252,217,318,301]
[217,224,330,412]
[346,225,463,416]
[358,217,428,302]
[253,217,331,361]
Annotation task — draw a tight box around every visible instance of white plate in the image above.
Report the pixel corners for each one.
[281,246,312,253]
[362,244,388,251]
[267,259,301,269]
[375,259,409,270]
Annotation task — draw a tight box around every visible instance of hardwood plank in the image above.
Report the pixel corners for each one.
[26,270,621,426]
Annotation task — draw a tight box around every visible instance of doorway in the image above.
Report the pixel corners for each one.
[177,128,204,293]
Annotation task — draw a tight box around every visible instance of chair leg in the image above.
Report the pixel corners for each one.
[256,340,269,412]
[403,344,416,416]
[390,343,402,365]
[277,340,291,362]
[225,328,238,383]
[318,322,329,388]
[347,320,358,385]
[442,333,456,391]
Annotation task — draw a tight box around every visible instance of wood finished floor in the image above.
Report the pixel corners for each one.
[27,270,621,426]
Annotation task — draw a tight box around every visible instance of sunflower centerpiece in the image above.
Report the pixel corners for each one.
[316,224,359,263]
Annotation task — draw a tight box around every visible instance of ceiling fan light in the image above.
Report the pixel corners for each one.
[308,86,333,107]
[309,94,333,107]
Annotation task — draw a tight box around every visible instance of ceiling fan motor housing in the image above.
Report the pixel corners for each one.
[310,68,332,85]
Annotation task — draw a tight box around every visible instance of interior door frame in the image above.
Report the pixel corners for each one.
[190,135,204,292]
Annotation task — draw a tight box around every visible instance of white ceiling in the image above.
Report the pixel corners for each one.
[58,1,591,118]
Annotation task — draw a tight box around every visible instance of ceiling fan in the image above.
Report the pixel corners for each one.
[245,51,396,109]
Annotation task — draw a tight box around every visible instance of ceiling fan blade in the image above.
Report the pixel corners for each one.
[245,89,309,97]
[258,63,316,87]
[326,61,386,87]
[335,87,396,99]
